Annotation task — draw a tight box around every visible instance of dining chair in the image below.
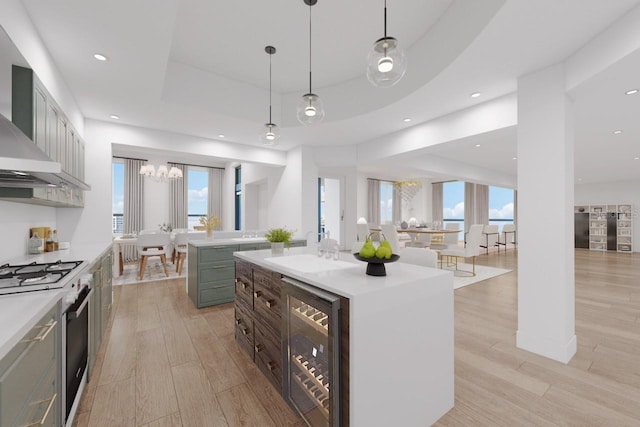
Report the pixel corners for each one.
[398,247,438,268]
[440,224,483,276]
[499,224,517,250]
[173,231,189,275]
[380,224,403,254]
[480,224,500,254]
[136,232,171,280]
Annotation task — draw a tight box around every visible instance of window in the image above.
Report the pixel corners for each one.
[188,168,208,230]
[489,186,514,231]
[443,181,464,231]
[112,160,124,234]
[379,180,394,224]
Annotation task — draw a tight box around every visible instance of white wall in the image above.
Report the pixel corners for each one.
[576,179,640,252]
[0,202,56,262]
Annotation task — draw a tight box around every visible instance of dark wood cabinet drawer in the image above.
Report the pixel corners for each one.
[234,302,254,361]
[235,277,253,310]
[235,260,252,283]
[254,322,282,392]
[253,266,282,297]
[253,285,281,338]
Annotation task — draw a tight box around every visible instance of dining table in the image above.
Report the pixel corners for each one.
[112,232,206,275]
[369,227,461,245]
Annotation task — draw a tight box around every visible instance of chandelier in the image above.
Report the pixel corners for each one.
[393,180,422,203]
[139,164,183,181]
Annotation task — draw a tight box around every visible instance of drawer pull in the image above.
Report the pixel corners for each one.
[23,393,57,427]
[235,318,241,325]
[265,299,275,308]
[212,265,228,270]
[255,344,264,353]
[253,291,262,299]
[237,280,247,289]
[21,321,57,344]
[241,327,249,336]
[267,361,276,371]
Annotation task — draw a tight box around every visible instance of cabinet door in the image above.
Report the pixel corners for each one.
[78,140,85,181]
[46,103,59,161]
[66,127,75,175]
[58,118,67,171]
[34,86,47,153]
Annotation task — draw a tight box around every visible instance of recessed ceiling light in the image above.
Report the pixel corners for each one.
[218,134,225,138]
[109,114,119,120]
[402,118,412,123]
[512,157,517,160]
[93,53,108,61]
[625,89,638,95]
[475,144,481,148]
[470,92,481,98]
[634,157,639,160]
[613,130,623,134]
[577,178,582,181]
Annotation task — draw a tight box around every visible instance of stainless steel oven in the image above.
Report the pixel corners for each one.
[62,284,91,423]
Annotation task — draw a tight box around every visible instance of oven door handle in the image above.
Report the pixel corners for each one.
[67,288,93,320]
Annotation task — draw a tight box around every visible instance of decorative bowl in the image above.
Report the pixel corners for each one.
[353,253,400,276]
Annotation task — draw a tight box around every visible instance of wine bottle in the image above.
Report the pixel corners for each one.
[52,229,59,251]
[45,230,54,252]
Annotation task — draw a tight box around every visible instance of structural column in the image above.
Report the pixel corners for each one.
[516,63,576,363]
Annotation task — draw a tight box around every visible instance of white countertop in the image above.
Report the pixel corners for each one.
[189,237,305,248]
[234,246,452,299]
[0,241,112,361]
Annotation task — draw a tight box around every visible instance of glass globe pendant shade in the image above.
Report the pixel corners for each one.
[367,36,407,88]
[260,123,280,146]
[296,93,325,125]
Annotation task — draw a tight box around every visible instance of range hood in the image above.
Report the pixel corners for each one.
[0,113,90,190]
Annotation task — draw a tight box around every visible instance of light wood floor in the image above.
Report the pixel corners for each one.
[75,249,640,426]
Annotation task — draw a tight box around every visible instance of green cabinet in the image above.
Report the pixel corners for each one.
[187,240,306,309]
[87,248,112,381]
[7,65,86,207]
[188,244,238,308]
[0,303,60,427]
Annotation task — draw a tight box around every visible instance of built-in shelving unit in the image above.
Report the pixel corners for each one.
[576,204,633,252]
[617,204,633,252]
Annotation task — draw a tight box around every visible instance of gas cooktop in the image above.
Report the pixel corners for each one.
[0,260,85,295]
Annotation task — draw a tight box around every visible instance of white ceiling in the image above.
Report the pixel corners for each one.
[11,0,640,185]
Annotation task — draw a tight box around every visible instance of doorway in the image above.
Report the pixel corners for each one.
[319,177,344,249]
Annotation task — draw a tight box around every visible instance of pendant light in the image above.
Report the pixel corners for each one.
[296,0,325,125]
[367,0,407,87]
[260,45,280,146]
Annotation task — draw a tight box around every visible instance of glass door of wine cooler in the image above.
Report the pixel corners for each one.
[282,277,341,427]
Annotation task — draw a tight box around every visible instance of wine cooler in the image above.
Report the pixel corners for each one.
[282,277,341,427]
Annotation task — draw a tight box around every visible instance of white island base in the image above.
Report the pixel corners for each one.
[234,249,454,426]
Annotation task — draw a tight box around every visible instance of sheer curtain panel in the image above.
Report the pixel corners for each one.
[124,158,144,261]
[208,167,224,230]
[392,184,401,224]
[464,182,475,232]
[367,179,380,227]
[169,163,188,229]
[475,184,489,226]
[432,182,443,224]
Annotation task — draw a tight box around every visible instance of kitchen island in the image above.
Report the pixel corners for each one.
[234,247,454,427]
[187,237,305,308]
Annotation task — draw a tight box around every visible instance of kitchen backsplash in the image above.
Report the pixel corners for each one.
[0,201,56,263]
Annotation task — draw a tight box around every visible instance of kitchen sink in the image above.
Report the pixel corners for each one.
[264,254,356,274]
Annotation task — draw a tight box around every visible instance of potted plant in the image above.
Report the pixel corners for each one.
[199,215,221,239]
[264,227,294,254]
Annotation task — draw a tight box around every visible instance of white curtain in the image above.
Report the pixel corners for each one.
[392,184,401,224]
[207,167,224,230]
[123,158,144,261]
[367,179,380,226]
[464,182,475,232]
[431,182,443,223]
[475,184,489,226]
[169,163,188,229]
